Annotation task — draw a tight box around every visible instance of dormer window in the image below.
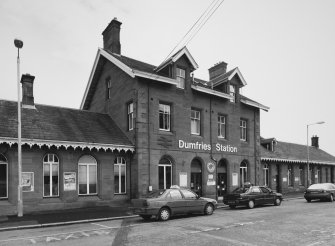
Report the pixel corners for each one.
[176,68,186,89]
[229,85,236,103]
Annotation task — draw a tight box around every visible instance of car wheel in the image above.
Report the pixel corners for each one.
[229,205,236,209]
[274,198,281,206]
[248,200,255,209]
[140,215,151,221]
[158,207,170,221]
[330,194,334,202]
[204,203,214,215]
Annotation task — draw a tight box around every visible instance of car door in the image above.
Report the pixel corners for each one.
[180,189,204,213]
[260,187,274,204]
[166,189,186,215]
[250,187,263,205]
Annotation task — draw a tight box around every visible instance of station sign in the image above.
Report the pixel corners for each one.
[178,140,238,153]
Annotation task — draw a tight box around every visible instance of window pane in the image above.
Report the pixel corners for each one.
[121,166,126,193]
[166,166,172,189]
[79,165,87,194]
[44,164,50,196]
[0,164,7,198]
[89,165,97,194]
[159,166,164,189]
[114,164,120,193]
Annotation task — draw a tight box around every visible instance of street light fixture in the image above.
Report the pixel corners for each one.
[306,121,325,188]
[14,38,23,217]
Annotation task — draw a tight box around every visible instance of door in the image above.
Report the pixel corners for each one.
[166,189,187,215]
[191,159,202,196]
[180,189,203,213]
[217,173,227,197]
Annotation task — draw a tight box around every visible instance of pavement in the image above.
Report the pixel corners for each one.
[0,193,304,232]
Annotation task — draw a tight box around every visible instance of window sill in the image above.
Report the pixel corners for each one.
[159,130,173,136]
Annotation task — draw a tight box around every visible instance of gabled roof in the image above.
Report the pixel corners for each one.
[155,46,199,72]
[261,140,335,165]
[0,100,134,152]
[211,67,247,87]
[80,48,178,110]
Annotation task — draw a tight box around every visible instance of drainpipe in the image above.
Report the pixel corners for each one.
[209,95,218,201]
[147,84,151,192]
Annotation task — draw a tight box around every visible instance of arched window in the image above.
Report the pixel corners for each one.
[78,155,97,195]
[159,158,172,189]
[240,161,248,186]
[263,163,269,187]
[114,157,126,194]
[0,154,8,199]
[43,154,59,197]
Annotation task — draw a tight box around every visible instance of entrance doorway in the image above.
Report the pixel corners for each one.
[217,159,227,199]
[191,159,202,196]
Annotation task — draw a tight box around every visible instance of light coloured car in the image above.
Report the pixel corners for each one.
[131,185,217,221]
[304,183,335,202]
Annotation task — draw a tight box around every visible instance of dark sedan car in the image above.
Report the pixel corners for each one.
[304,183,335,202]
[131,185,217,221]
[223,186,283,209]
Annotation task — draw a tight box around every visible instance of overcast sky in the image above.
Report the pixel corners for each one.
[1,0,334,156]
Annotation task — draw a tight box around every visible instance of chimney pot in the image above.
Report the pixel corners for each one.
[102,17,122,55]
[311,135,319,148]
[20,74,35,107]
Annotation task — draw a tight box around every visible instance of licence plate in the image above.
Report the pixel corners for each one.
[227,201,235,204]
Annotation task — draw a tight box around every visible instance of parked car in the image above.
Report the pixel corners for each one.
[223,186,283,209]
[131,185,217,221]
[304,183,335,202]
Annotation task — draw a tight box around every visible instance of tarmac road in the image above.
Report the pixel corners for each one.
[0,198,334,246]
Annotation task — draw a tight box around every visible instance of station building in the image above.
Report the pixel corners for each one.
[80,18,269,201]
[260,137,335,194]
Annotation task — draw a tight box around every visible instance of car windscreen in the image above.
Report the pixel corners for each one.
[232,187,251,194]
[308,183,331,190]
[144,190,167,198]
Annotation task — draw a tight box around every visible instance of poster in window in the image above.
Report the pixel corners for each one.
[64,172,76,191]
[179,172,187,187]
[22,172,34,192]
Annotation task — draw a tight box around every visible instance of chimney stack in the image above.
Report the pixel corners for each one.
[208,61,227,81]
[311,135,319,148]
[102,17,122,55]
[20,74,35,108]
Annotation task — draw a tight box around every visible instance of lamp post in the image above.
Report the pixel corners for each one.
[306,121,325,188]
[14,39,23,217]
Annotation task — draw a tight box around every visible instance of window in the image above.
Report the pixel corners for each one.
[114,157,126,194]
[43,154,59,197]
[240,161,248,186]
[159,103,171,131]
[106,79,112,99]
[240,119,247,141]
[191,109,200,135]
[0,154,8,199]
[316,167,321,183]
[287,165,293,187]
[180,189,197,199]
[229,84,236,102]
[159,158,172,189]
[78,155,97,195]
[176,68,186,89]
[308,166,312,185]
[218,115,226,139]
[263,164,269,187]
[299,165,304,185]
[168,189,182,199]
[127,102,134,131]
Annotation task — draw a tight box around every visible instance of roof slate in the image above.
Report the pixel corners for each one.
[261,140,335,163]
[0,100,132,146]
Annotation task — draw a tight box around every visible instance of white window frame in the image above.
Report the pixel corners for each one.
[0,154,8,199]
[240,119,247,141]
[78,155,98,195]
[114,157,126,194]
[229,84,236,103]
[176,68,186,89]
[218,115,226,139]
[159,103,171,131]
[127,102,134,131]
[240,162,248,186]
[191,109,201,135]
[316,167,321,184]
[159,164,172,190]
[263,164,269,187]
[43,154,59,198]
